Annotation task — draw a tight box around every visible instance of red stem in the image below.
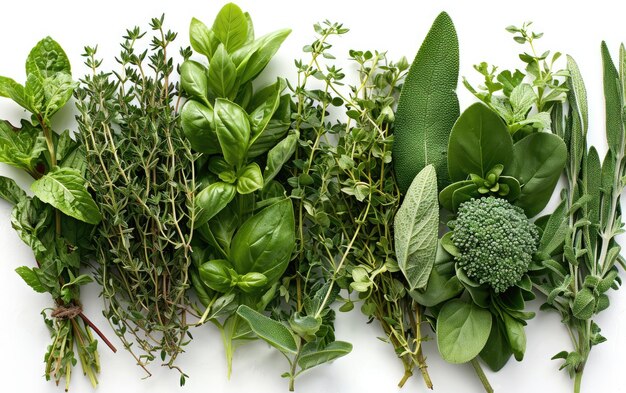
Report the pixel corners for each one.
[79,312,117,353]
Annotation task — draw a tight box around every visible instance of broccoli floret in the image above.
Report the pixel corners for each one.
[452,197,539,293]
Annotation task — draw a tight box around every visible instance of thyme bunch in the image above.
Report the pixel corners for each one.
[75,16,196,383]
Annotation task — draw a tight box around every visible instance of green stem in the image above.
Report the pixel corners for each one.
[574,369,583,393]
[470,358,494,393]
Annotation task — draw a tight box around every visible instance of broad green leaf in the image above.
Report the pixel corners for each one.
[41,72,77,120]
[180,100,220,154]
[15,266,46,293]
[181,60,209,106]
[0,76,33,111]
[207,44,237,98]
[509,83,536,120]
[237,272,268,293]
[194,182,236,226]
[214,99,250,167]
[212,3,249,52]
[11,197,52,260]
[394,165,439,290]
[190,17,220,59]
[601,42,623,154]
[231,29,291,85]
[439,180,473,212]
[298,341,352,371]
[507,133,567,217]
[0,120,46,172]
[393,12,459,192]
[572,287,595,320]
[236,162,263,194]
[30,166,101,224]
[237,305,298,355]
[24,73,45,112]
[502,312,526,361]
[539,199,568,256]
[410,242,463,306]
[0,176,27,205]
[25,37,71,78]
[288,313,322,339]
[249,79,283,137]
[437,299,492,364]
[264,132,297,184]
[451,183,480,211]
[231,199,294,283]
[248,96,290,158]
[479,315,513,371]
[447,103,513,181]
[199,259,236,293]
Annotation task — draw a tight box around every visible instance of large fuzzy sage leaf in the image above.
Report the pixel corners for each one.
[394,165,439,290]
[298,341,353,371]
[447,103,513,181]
[393,12,459,192]
[601,42,624,154]
[237,305,298,355]
[437,299,492,364]
[30,167,101,224]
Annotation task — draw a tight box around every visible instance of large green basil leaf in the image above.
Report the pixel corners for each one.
[437,299,492,364]
[507,132,567,217]
[41,72,77,120]
[248,96,291,158]
[231,29,291,85]
[199,259,236,292]
[0,120,46,172]
[447,103,513,181]
[25,36,72,78]
[181,100,220,154]
[230,198,295,283]
[207,44,237,99]
[190,17,220,59]
[214,98,250,167]
[394,165,439,290]
[237,162,263,194]
[212,3,248,52]
[195,182,236,226]
[181,60,210,106]
[0,76,33,111]
[479,315,513,371]
[249,79,283,137]
[0,176,27,205]
[237,305,298,355]
[264,132,298,184]
[30,166,101,224]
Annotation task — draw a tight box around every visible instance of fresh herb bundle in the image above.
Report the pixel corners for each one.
[0,37,114,389]
[535,46,626,392]
[75,16,195,382]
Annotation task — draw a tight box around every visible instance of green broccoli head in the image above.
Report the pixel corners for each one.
[452,197,539,293]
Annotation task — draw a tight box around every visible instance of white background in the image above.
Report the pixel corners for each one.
[0,1,625,392]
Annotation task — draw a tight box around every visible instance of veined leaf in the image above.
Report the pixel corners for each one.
[190,17,220,59]
[237,305,298,355]
[212,3,249,52]
[601,42,624,154]
[207,44,237,98]
[0,76,33,111]
[214,98,250,167]
[180,100,220,154]
[437,299,492,364]
[0,120,46,172]
[394,165,439,290]
[0,176,27,205]
[298,341,352,371]
[194,182,236,226]
[15,266,47,293]
[30,167,101,224]
[25,36,72,78]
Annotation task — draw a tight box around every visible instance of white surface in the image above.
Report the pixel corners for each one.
[1,1,625,392]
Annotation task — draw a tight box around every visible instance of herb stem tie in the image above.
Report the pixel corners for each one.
[51,304,83,320]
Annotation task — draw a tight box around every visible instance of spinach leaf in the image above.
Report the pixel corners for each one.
[437,299,492,364]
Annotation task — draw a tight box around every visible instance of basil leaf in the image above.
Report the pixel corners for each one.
[41,72,77,120]
[437,299,492,364]
[214,98,250,167]
[507,132,567,217]
[190,17,220,59]
[194,182,236,226]
[264,132,297,184]
[447,103,513,181]
[181,100,220,154]
[207,44,237,99]
[212,3,249,52]
[230,199,295,284]
[30,166,102,225]
[237,305,298,355]
[237,162,263,194]
[394,165,439,290]
[199,259,236,293]
[25,36,71,78]
[479,315,513,371]
[15,266,47,293]
[232,29,291,85]
[298,341,352,371]
[0,76,33,111]
[249,79,283,137]
[181,60,209,106]
[0,119,46,172]
[0,176,27,205]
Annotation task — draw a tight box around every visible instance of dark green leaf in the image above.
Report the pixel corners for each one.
[0,119,46,172]
[180,100,220,154]
[479,315,512,371]
[264,132,297,184]
[237,162,263,194]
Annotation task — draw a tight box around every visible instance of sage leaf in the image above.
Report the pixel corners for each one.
[212,3,248,52]
[207,44,237,98]
[447,103,513,181]
[437,299,492,364]
[298,341,353,371]
[0,176,27,205]
[15,266,46,293]
[393,12,459,192]
[237,305,298,355]
[25,36,71,78]
[601,42,623,154]
[195,182,236,226]
[30,167,101,225]
[214,98,251,167]
[394,165,439,290]
[507,132,567,217]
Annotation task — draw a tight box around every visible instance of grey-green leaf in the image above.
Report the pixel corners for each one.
[601,42,623,154]
[236,305,298,355]
[30,166,101,224]
[393,12,459,192]
[298,341,353,371]
[394,165,439,290]
[437,299,492,364]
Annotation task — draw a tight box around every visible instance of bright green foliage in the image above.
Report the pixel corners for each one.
[453,197,539,293]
